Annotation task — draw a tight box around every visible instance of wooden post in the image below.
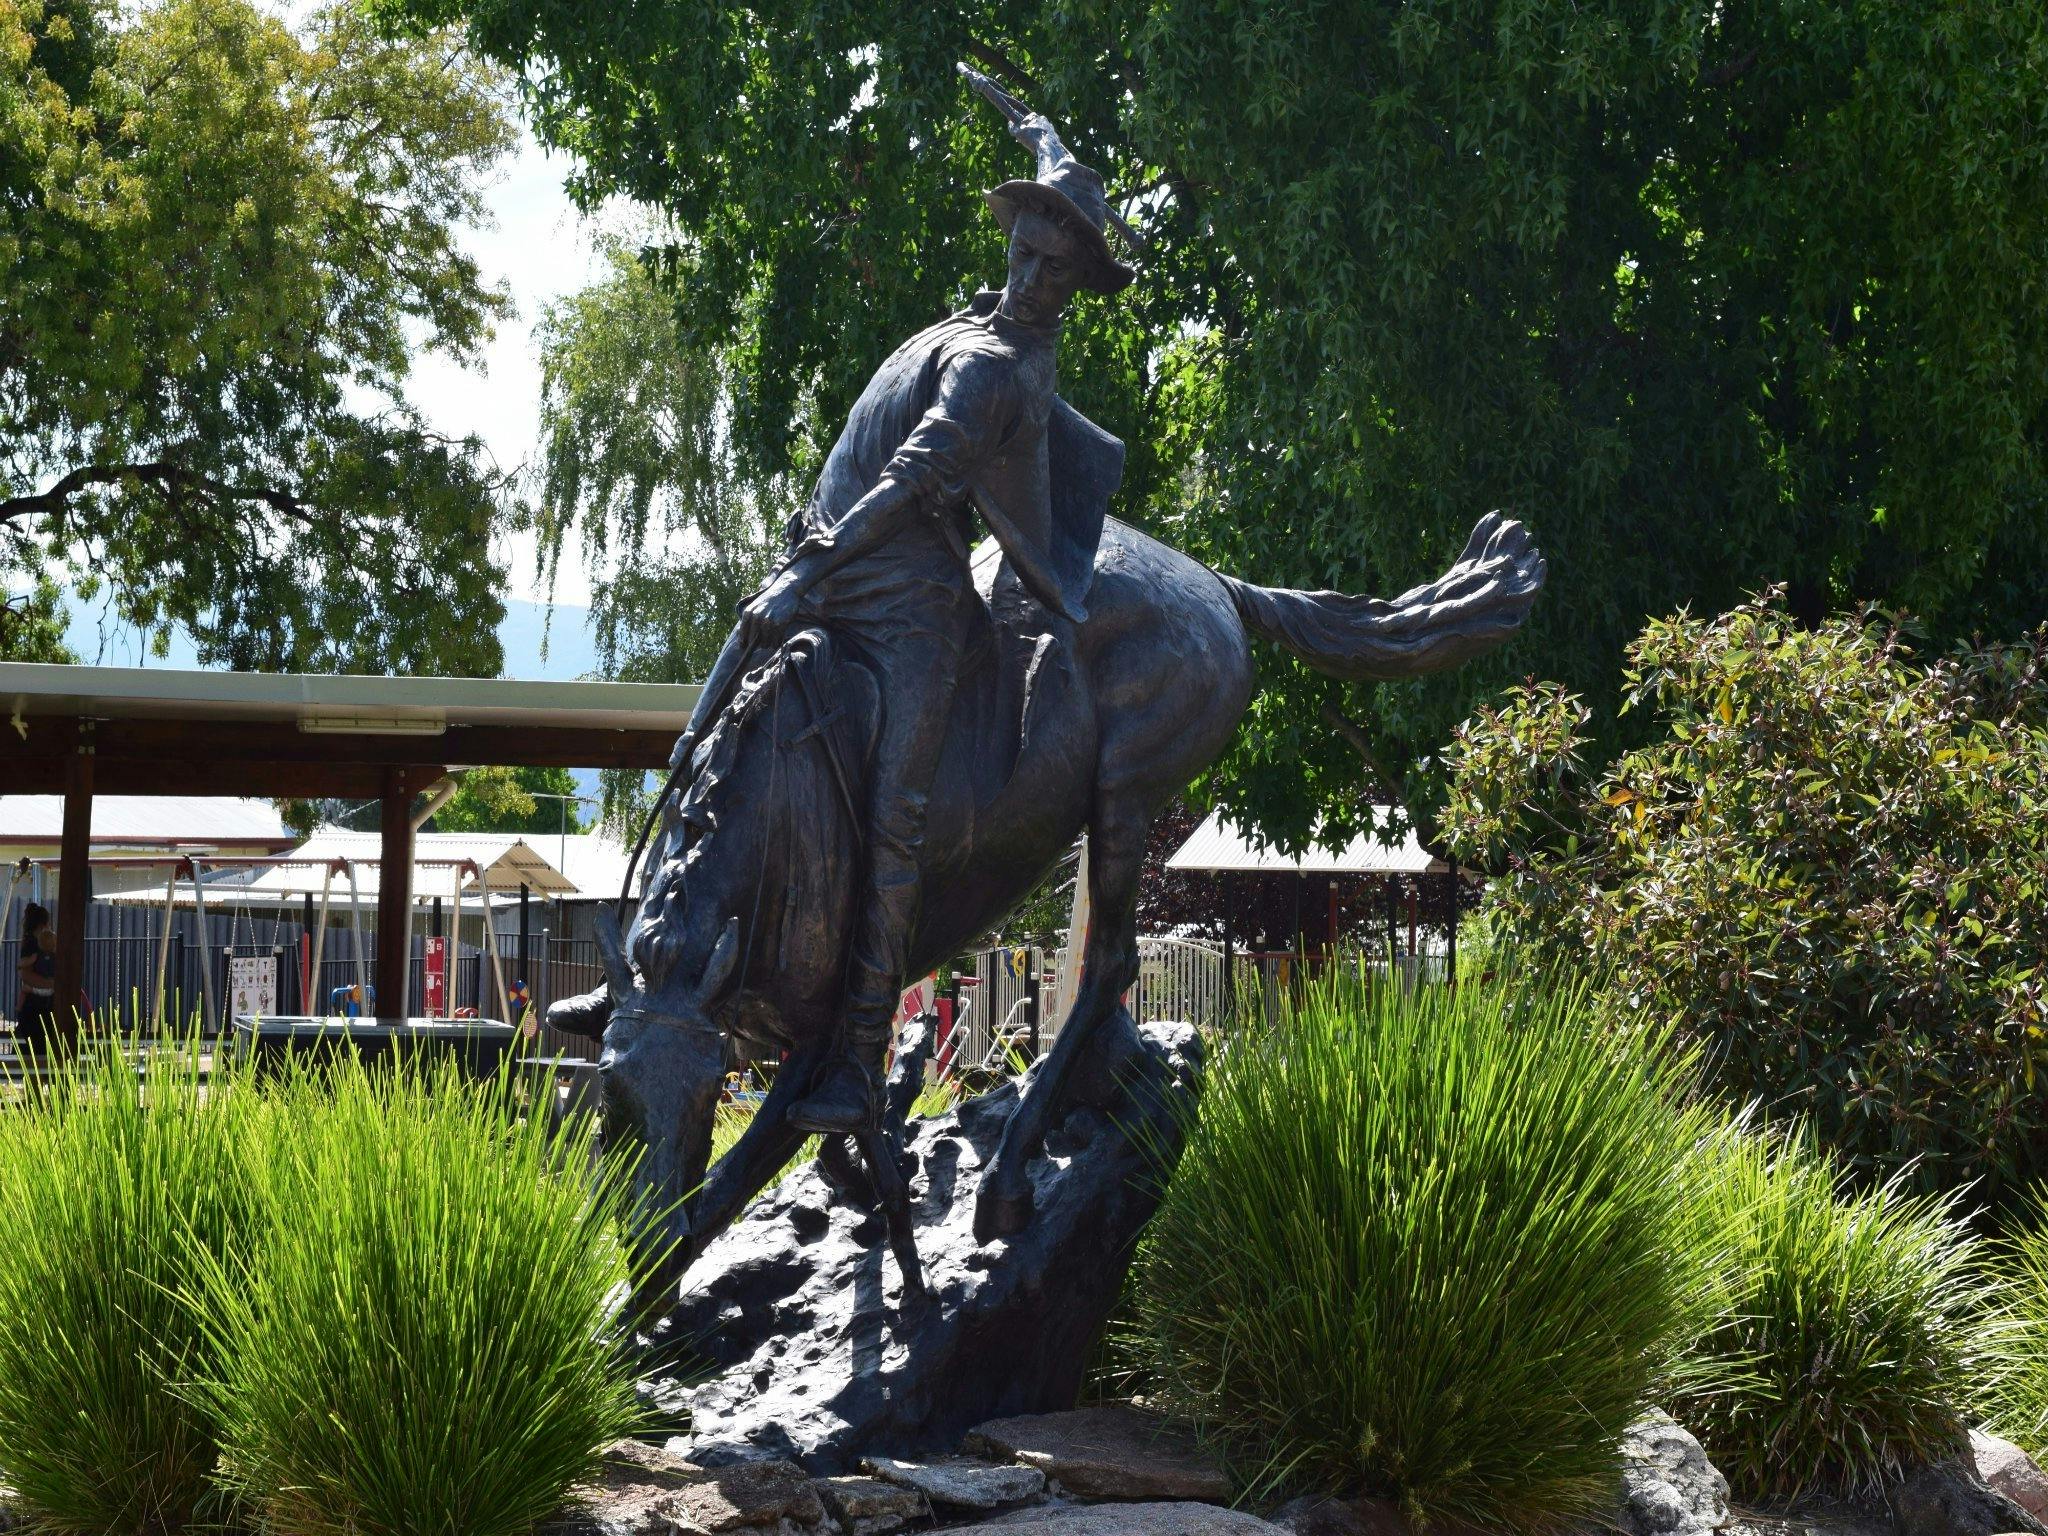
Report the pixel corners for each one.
[518,882,531,1012]
[56,724,93,1045]
[375,767,414,1020]
[1220,872,1235,1018]
[1445,862,1459,987]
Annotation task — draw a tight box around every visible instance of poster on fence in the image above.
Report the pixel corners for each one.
[423,935,447,1017]
[230,954,277,1020]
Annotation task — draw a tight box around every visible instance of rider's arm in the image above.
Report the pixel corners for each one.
[781,350,1020,592]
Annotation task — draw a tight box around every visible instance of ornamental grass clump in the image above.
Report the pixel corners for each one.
[1672,1125,1985,1503]
[194,1057,647,1536]
[1127,974,1715,1528]
[1980,1194,2048,1462]
[0,1036,260,1534]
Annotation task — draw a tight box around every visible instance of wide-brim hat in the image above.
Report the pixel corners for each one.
[984,157,1135,295]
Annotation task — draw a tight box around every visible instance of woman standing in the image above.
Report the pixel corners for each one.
[15,904,58,1059]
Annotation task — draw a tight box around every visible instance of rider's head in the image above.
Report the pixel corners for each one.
[1001,210,1090,328]
[983,113,1134,317]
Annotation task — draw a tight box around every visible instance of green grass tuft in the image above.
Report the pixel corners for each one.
[1125,974,1716,1529]
[1672,1123,1985,1503]
[190,1056,648,1536]
[0,1036,259,1534]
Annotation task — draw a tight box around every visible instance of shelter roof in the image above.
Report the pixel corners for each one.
[549,830,641,902]
[0,794,289,845]
[1165,808,1447,876]
[0,661,695,734]
[216,831,579,900]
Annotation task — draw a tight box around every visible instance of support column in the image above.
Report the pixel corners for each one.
[375,767,415,1020]
[55,722,94,1045]
[1446,861,1459,988]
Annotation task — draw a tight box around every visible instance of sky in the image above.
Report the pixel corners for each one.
[414,136,609,612]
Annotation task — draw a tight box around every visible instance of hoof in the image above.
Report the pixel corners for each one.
[973,1181,1034,1242]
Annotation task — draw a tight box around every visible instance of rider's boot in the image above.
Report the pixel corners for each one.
[788,1014,891,1134]
[789,868,913,1135]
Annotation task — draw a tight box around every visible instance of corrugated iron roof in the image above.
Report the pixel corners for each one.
[0,794,290,844]
[1165,808,1446,875]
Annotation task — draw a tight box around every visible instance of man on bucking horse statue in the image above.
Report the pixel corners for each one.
[611,77,1134,1139]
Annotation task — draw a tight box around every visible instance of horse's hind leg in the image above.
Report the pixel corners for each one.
[973,802,1146,1242]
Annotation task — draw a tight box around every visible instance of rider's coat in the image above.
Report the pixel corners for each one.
[791,289,1115,624]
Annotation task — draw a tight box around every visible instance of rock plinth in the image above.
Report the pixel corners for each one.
[647,1018,1204,1473]
[966,1404,1231,1503]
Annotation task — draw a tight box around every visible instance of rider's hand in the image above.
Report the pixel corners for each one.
[738,571,807,650]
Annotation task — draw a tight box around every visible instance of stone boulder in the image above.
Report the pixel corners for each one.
[1969,1431,2048,1522]
[646,1018,1204,1472]
[542,1442,829,1536]
[942,1502,1287,1534]
[862,1455,1047,1512]
[1890,1456,2048,1536]
[965,1403,1231,1503]
[1617,1411,1730,1536]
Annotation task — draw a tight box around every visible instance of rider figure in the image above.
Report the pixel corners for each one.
[674,100,1134,1136]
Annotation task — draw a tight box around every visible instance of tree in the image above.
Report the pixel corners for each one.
[2,0,519,673]
[528,233,782,827]
[384,0,2048,846]
[430,764,587,834]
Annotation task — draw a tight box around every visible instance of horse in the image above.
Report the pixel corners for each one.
[557,511,1544,1290]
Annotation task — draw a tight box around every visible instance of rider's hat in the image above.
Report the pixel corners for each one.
[983,118,1136,296]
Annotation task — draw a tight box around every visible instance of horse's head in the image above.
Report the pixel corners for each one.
[592,897,741,1297]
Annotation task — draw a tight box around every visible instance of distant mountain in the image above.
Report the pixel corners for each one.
[62,596,603,684]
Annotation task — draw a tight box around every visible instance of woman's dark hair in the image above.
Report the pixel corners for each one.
[21,903,49,942]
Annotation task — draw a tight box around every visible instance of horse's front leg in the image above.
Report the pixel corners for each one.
[974,811,1145,1242]
[684,1041,830,1258]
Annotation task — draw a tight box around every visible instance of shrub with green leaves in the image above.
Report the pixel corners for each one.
[0,1038,260,1534]
[1443,594,2048,1207]
[192,1059,646,1536]
[1126,974,1714,1527]
[1674,1125,1985,1502]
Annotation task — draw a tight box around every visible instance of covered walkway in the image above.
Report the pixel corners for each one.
[0,662,696,1031]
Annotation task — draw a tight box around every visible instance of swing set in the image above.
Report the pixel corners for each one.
[8,848,526,1037]
[6,854,368,1033]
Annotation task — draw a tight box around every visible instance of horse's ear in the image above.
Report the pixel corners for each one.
[592,907,636,1003]
[697,916,742,1005]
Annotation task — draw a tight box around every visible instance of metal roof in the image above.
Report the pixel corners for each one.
[0,794,291,845]
[1166,808,1446,876]
[228,831,580,899]
[0,661,698,733]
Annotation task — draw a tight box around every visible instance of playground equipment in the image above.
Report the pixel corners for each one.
[18,854,368,1033]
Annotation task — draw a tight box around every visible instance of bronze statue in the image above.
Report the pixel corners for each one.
[553,70,1545,1298]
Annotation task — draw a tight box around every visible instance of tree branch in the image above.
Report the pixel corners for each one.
[1321,700,1395,797]
[0,462,315,524]
[961,38,1044,103]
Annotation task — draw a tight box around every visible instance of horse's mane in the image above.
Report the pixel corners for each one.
[631,632,869,998]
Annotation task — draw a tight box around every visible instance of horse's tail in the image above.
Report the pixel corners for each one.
[1216,512,1545,682]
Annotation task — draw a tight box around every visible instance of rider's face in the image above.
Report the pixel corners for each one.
[1002,211,1085,328]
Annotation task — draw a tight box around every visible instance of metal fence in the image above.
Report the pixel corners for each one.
[2,900,586,1042]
